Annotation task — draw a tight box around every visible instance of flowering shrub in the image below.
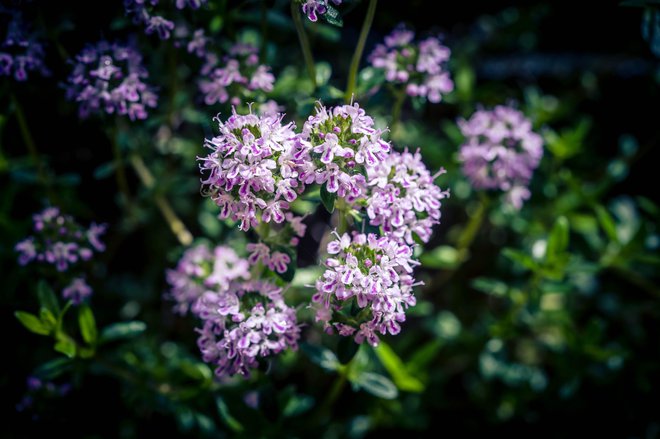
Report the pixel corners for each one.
[3,1,658,437]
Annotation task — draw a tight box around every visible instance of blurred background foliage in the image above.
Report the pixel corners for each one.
[1,0,659,437]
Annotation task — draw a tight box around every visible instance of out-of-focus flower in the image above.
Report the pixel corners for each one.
[65,40,158,120]
[124,0,207,39]
[166,243,249,315]
[199,42,275,106]
[15,207,107,272]
[368,25,453,103]
[195,279,300,377]
[62,277,93,304]
[0,11,49,81]
[458,105,543,209]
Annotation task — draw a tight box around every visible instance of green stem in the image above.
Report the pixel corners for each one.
[11,92,50,189]
[167,44,179,127]
[129,154,193,246]
[260,0,269,61]
[425,194,490,292]
[389,87,406,141]
[291,1,317,88]
[610,264,660,299]
[317,358,354,417]
[344,0,378,103]
[455,193,490,255]
[111,128,133,207]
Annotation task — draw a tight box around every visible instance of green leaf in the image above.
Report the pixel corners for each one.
[283,394,315,418]
[99,321,146,344]
[502,248,539,272]
[407,340,443,376]
[37,280,60,315]
[34,357,73,380]
[320,183,336,213]
[471,277,509,297]
[595,205,619,244]
[78,305,98,345]
[300,342,340,371]
[93,162,116,180]
[315,62,332,86]
[216,396,244,433]
[374,342,424,393]
[40,308,57,330]
[15,311,51,335]
[322,5,343,27]
[546,216,570,263]
[337,337,360,365]
[420,245,460,269]
[352,372,398,399]
[54,334,77,358]
[209,15,223,33]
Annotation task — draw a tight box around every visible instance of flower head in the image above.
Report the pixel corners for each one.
[195,280,300,377]
[199,42,274,106]
[366,149,450,244]
[62,277,93,304]
[458,105,543,208]
[300,0,342,22]
[313,231,420,346]
[298,102,390,200]
[65,40,158,120]
[0,11,49,81]
[200,107,304,231]
[369,25,453,103]
[15,207,107,272]
[124,0,207,40]
[166,243,249,315]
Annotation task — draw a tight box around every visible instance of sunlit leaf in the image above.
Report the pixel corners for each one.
[374,342,424,392]
[15,311,50,336]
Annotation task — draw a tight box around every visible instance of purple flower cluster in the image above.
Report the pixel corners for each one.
[196,280,299,377]
[15,207,107,271]
[298,103,391,200]
[199,107,303,231]
[16,376,72,413]
[313,232,420,346]
[300,0,342,22]
[124,0,207,40]
[199,100,449,349]
[0,12,49,81]
[458,105,544,209]
[199,42,275,106]
[65,41,158,120]
[368,26,453,103]
[62,277,93,305]
[166,243,249,314]
[15,207,106,304]
[166,243,300,377]
[366,149,450,245]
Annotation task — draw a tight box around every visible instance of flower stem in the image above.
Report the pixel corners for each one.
[455,193,490,256]
[425,193,490,291]
[291,1,316,89]
[11,92,50,190]
[317,358,354,417]
[344,0,378,103]
[129,154,193,246]
[389,87,406,140]
[111,128,133,207]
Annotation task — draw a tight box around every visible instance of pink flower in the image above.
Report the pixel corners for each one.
[314,231,420,347]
